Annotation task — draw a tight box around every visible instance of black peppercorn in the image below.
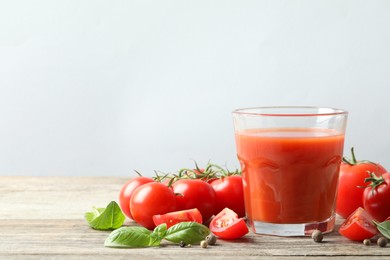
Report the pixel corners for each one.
[206,234,217,245]
[377,237,387,247]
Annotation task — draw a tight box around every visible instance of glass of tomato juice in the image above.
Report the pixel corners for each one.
[232,106,348,236]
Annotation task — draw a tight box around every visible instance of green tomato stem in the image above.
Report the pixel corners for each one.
[364,172,385,195]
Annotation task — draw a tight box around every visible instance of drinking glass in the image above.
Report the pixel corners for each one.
[232,106,348,236]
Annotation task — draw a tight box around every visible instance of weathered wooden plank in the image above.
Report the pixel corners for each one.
[0,219,389,258]
[0,176,126,219]
[0,176,389,258]
[0,257,388,260]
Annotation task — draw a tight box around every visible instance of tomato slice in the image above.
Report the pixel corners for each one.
[339,207,378,241]
[153,208,203,228]
[209,208,249,240]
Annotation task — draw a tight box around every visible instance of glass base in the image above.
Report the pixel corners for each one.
[249,215,336,236]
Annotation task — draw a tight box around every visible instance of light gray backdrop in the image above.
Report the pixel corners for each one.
[1,1,389,176]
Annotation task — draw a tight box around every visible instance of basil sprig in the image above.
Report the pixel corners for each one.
[84,201,125,230]
[104,222,210,248]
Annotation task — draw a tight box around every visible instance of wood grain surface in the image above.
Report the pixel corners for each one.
[1,176,389,259]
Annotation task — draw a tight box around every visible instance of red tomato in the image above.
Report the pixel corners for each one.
[339,207,378,241]
[153,208,203,228]
[209,208,249,240]
[210,175,245,218]
[363,172,390,222]
[118,176,155,219]
[130,182,177,229]
[172,179,217,222]
[336,148,386,219]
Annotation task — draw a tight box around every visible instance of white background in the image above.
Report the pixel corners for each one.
[1,1,389,176]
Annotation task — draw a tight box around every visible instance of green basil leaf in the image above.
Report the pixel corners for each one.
[375,220,390,239]
[152,223,167,240]
[84,201,125,230]
[164,222,210,244]
[104,227,161,248]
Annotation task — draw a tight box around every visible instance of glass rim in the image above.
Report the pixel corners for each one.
[232,106,348,117]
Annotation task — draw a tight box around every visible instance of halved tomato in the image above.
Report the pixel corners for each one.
[339,207,378,241]
[153,208,202,228]
[209,208,248,240]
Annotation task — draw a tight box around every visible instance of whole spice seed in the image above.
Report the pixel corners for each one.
[206,234,217,245]
[377,237,387,247]
[363,239,371,246]
[200,240,208,248]
[311,230,323,243]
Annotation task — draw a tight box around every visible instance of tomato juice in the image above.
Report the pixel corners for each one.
[235,128,344,225]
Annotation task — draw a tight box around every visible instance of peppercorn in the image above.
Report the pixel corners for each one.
[363,239,371,246]
[179,241,186,248]
[377,237,387,247]
[206,234,217,245]
[200,240,208,248]
[311,230,323,243]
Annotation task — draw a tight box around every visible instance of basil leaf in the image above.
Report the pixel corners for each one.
[164,222,210,244]
[84,201,125,230]
[152,223,167,240]
[104,227,162,248]
[85,207,104,223]
[374,220,390,239]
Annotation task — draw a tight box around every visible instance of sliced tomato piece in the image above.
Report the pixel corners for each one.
[209,208,248,240]
[153,208,202,228]
[339,207,378,241]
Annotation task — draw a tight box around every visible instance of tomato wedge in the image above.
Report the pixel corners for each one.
[339,207,378,241]
[209,208,248,240]
[153,208,203,228]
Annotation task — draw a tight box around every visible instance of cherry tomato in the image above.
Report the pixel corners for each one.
[339,207,378,241]
[153,208,203,228]
[336,147,387,219]
[130,182,177,229]
[363,172,390,222]
[118,176,155,219]
[172,179,217,222]
[210,175,245,218]
[209,208,248,240]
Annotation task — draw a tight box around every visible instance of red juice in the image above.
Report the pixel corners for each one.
[235,128,344,224]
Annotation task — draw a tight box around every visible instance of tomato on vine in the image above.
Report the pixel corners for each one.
[363,172,390,222]
[172,179,217,222]
[336,147,387,219]
[130,182,177,230]
[210,175,245,218]
[118,176,154,219]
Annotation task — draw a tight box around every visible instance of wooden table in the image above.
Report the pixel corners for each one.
[1,176,389,259]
